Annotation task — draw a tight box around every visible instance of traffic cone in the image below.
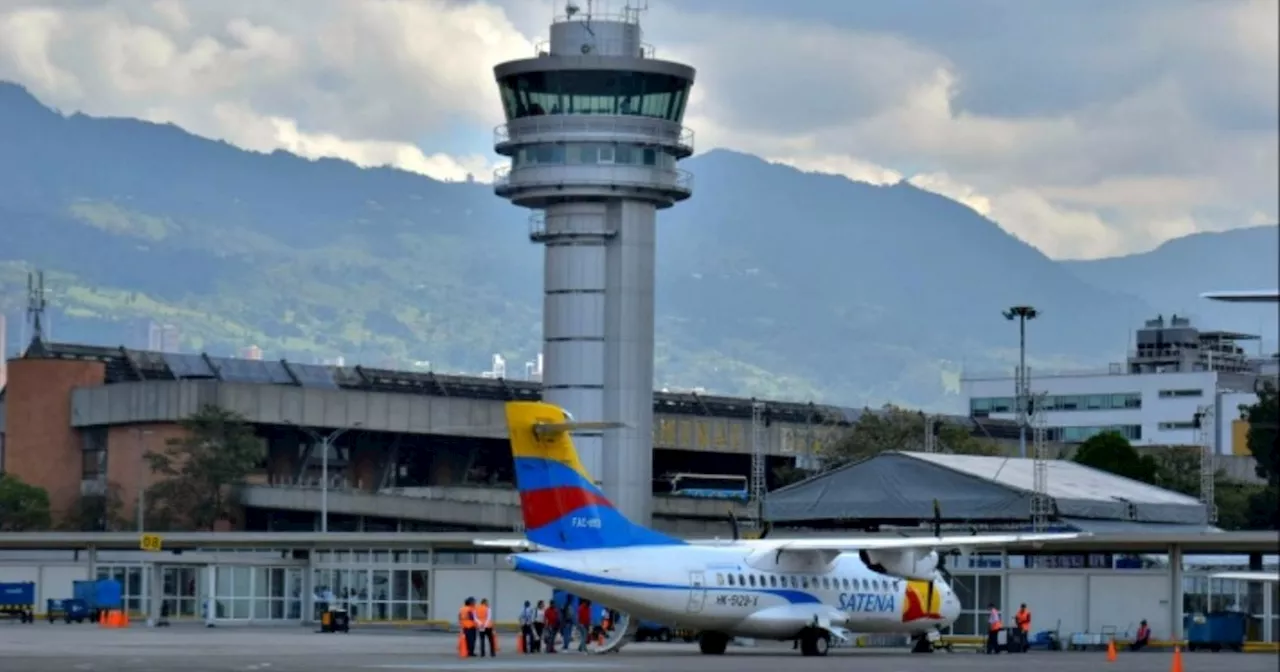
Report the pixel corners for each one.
[457,632,466,658]
[1170,646,1183,672]
[1106,639,1117,662]
[517,633,525,653]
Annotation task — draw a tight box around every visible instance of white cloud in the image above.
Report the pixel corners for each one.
[0,0,1273,257]
[0,0,529,181]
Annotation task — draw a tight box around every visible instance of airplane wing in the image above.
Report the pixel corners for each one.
[1211,571,1280,582]
[755,531,1087,553]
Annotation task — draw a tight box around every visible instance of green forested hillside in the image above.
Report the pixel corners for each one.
[2,83,1271,410]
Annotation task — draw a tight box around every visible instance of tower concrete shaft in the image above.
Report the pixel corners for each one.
[492,5,695,525]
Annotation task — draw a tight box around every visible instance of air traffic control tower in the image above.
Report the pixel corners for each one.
[492,2,695,525]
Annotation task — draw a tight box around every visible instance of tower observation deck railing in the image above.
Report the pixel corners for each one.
[493,165,693,194]
[535,39,655,59]
[494,117,694,155]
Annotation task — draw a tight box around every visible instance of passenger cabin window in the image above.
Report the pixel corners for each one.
[748,575,756,587]
[727,575,735,586]
[769,575,777,587]
[497,70,692,122]
[716,573,724,586]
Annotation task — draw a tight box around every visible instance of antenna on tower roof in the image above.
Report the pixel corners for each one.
[25,269,48,355]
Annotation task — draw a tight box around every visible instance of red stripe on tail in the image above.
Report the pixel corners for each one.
[519,487,614,530]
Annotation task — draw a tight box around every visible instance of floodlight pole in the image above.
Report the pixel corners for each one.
[289,422,362,533]
[1003,306,1038,459]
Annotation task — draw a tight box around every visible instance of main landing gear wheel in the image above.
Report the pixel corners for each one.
[698,632,729,655]
[799,628,830,657]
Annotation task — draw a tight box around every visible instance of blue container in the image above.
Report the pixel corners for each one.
[45,598,90,623]
[1184,611,1248,652]
[73,579,123,610]
[0,582,35,607]
[0,582,35,623]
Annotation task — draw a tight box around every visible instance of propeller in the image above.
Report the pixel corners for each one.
[926,499,949,613]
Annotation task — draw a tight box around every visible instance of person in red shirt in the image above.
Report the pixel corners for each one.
[542,603,560,653]
[576,599,592,652]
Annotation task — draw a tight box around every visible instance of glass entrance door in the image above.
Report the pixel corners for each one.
[161,566,200,618]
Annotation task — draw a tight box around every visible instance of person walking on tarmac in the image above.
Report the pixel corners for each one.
[519,601,535,654]
[476,598,496,657]
[458,597,478,657]
[543,600,560,653]
[576,599,593,653]
[1014,603,1032,649]
[985,603,1003,654]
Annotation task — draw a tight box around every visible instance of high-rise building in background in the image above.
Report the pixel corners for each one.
[147,322,181,353]
[492,4,696,524]
[242,345,264,360]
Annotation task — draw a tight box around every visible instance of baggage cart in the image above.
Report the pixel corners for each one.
[45,598,90,624]
[0,582,35,623]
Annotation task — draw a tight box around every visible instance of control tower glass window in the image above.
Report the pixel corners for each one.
[498,71,690,122]
[514,143,678,170]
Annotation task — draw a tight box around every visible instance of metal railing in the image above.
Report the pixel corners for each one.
[535,38,655,59]
[493,165,693,193]
[494,116,693,153]
[552,9,644,26]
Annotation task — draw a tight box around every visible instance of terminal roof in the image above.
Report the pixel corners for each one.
[765,451,1210,527]
[15,341,1019,438]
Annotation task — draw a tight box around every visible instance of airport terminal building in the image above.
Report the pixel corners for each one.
[1,339,1277,644]
[0,339,1026,535]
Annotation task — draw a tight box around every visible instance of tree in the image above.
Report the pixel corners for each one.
[0,474,53,531]
[824,404,1003,466]
[1241,382,1278,485]
[1072,431,1158,483]
[146,404,265,531]
[772,464,815,489]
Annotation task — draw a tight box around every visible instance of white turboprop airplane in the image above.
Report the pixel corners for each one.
[1211,571,1280,582]
[477,401,1088,657]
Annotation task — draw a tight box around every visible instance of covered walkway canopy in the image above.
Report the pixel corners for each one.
[764,451,1212,529]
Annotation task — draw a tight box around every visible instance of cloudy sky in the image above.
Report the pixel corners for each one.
[0,0,1275,259]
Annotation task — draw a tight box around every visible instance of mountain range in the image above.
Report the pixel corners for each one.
[0,82,1276,411]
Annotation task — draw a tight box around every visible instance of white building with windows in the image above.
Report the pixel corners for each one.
[963,314,1268,453]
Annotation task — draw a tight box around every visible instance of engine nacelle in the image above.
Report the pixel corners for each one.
[859,548,939,581]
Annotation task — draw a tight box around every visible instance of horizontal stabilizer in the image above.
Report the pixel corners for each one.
[531,421,627,438]
[474,539,548,551]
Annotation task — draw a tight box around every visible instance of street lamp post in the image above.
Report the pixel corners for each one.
[288,422,362,533]
[1003,305,1039,459]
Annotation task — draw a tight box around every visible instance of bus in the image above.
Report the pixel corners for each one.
[660,473,749,501]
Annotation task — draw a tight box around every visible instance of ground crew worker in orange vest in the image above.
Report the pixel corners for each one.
[459,597,478,657]
[476,598,497,657]
[985,602,1003,655]
[1015,604,1031,632]
[1014,603,1031,650]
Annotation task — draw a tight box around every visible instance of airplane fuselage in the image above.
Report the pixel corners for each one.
[511,544,960,640]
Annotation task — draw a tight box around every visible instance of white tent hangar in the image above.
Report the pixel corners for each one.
[764,451,1213,531]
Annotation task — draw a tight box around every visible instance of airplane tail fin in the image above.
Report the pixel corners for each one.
[505,401,684,551]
